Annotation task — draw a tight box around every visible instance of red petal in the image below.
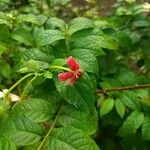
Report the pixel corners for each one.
[58,72,73,81]
[66,56,79,71]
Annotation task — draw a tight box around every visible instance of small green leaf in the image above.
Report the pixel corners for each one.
[44,127,100,150]
[120,91,141,110]
[16,14,47,25]
[51,58,66,66]
[100,98,114,117]
[36,29,65,47]
[115,99,125,118]
[118,111,144,137]
[44,71,53,79]
[1,63,10,79]
[46,17,66,30]
[142,116,150,140]
[68,17,94,35]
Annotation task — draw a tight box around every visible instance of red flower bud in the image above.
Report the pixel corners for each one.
[66,56,79,71]
[58,72,73,81]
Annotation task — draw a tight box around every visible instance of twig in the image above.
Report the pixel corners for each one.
[37,106,63,150]
[96,84,150,94]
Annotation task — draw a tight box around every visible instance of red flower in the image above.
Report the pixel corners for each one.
[66,56,79,71]
[58,56,82,85]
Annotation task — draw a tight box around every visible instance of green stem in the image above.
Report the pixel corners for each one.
[4,73,34,99]
[20,75,37,100]
[37,106,63,150]
[49,66,71,72]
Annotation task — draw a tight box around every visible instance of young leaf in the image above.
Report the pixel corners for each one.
[44,127,100,150]
[69,49,98,73]
[115,99,125,118]
[58,105,98,135]
[118,111,144,137]
[12,98,52,122]
[142,116,150,140]
[36,29,65,47]
[100,98,114,117]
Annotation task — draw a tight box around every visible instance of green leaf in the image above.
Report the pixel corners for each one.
[120,91,141,110]
[44,127,100,150]
[12,116,43,135]
[16,14,47,25]
[36,29,65,47]
[0,115,42,147]
[46,17,66,30]
[118,111,144,137]
[132,20,150,27]
[68,17,94,35]
[51,58,66,66]
[55,73,95,110]
[9,131,40,146]
[69,49,98,73]
[100,98,114,117]
[43,71,53,79]
[1,63,10,79]
[58,105,98,135]
[11,27,34,46]
[94,19,112,28]
[71,29,117,56]
[12,98,52,122]
[0,43,7,55]
[0,119,16,137]
[0,12,12,27]
[21,48,54,63]
[117,70,137,86]
[0,138,16,150]
[15,47,54,73]
[115,99,125,118]
[114,32,132,50]
[142,116,150,140]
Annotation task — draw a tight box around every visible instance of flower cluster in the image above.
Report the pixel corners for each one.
[58,56,82,85]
